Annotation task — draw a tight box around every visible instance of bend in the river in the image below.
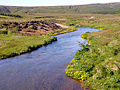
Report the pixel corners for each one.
[0,27,99,90]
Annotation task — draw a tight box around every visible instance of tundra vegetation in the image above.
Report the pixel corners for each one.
[0,8,120,89]
[0,13,77,59]
[1,3,120,14]
[65,14,120,89]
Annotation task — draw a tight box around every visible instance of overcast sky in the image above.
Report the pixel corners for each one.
[0,0,120,6]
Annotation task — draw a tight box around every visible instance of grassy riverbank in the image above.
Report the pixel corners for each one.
[49,26,78,36]
[0,33,57,59]
[0,25,77,60]
[0,13,79,59]
[1,13,120,89]
[66,14,120,89]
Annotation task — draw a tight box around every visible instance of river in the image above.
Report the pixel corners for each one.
[0,27,99,90]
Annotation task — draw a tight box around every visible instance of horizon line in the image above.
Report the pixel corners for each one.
[0,2,120,7]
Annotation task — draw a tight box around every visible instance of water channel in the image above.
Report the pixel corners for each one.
[0,27,99,90]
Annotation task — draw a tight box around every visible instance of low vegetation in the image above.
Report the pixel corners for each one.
[0,12,22,18]
[0,13,79,59]
[49,26,78,36]
[0,20,61,35]
[1,2,120,14]
[65,14,120,89]
[0,33,57,59]
[0,10,120,89]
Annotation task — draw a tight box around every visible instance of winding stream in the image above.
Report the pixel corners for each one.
[0,27,99,90]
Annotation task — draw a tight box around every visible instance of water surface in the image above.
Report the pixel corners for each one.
[0,27,99,90]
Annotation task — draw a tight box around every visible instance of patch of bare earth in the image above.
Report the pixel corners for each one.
[11,21,63,36]
[55,23,70,28]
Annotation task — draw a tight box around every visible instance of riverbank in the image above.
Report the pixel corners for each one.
[0,19,78,60]
[49,26,78,36]
[66,14,120,89]
[0,27,94,90]
[0,34,57,59]
[0,20,59,60]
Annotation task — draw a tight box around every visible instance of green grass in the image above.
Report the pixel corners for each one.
[65,14,120,89]
[0,14,78,59]
[0,33,57,59]
[1,12,120,89]
[0,15,15,19]
[0,12,22,18]
[48,26,78,36]
[1,2,120,14]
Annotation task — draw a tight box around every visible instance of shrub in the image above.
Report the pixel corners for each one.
[12,27,21,31]
[0,29,8,34]
[30,25,37,30]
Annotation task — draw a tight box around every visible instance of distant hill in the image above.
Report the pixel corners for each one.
[0,2,120,14]
[0,6,10,13]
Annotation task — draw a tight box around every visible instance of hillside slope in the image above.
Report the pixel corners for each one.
[0,6,10,13]
[0,2,120,14]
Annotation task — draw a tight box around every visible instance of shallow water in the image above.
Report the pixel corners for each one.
[0,27,99,90]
